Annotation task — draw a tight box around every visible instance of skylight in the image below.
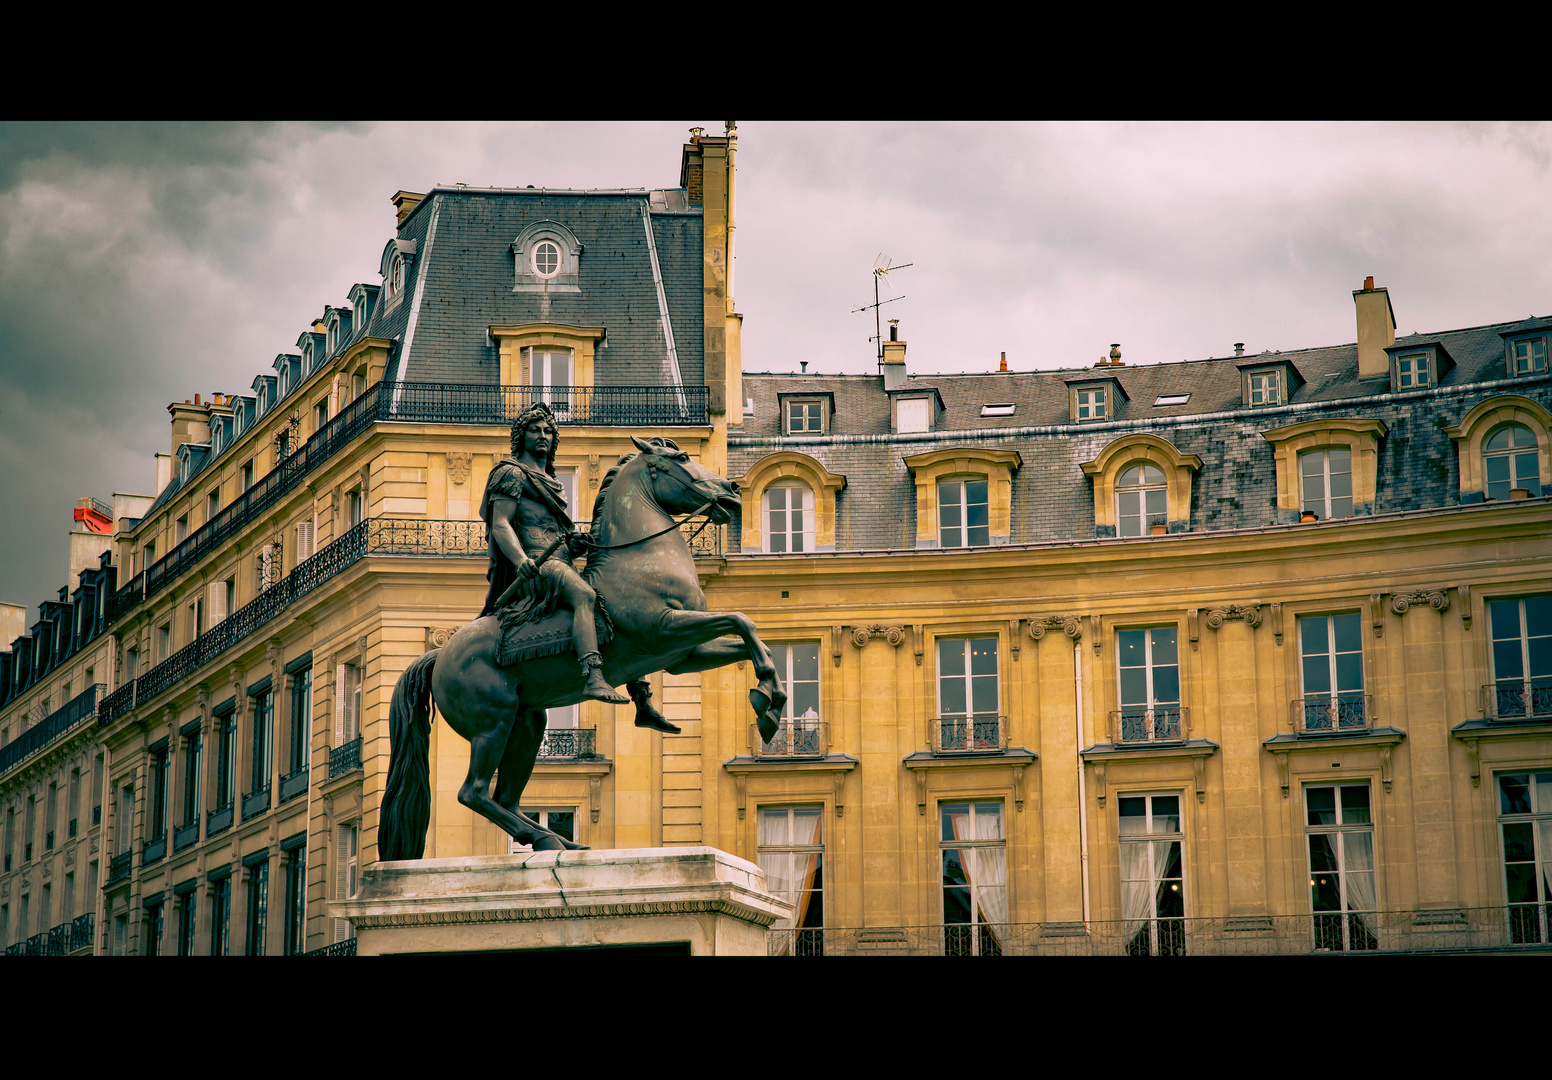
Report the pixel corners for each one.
[1154,394,1190,407]
[981,403,1016,417]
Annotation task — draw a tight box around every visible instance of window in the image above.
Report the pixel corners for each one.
[156,623,170,662]
[936,637,999,751]
[148,746,169,842]
[763,644,822,754]
[177,892,197,956]
[240,461,253,493]
[1396,351,1431,388]
[336,663,361,746]
[68,768,79,838]
[1298,613,1366,731]
[182,729,201,826]
[289,668,313,775]
[1154,393,1190,407]
[508,808,576,854]
[734,451,847,555]
[1116,464,1167,537]
[1498,772,1552,944]
[1510,335,1548,376]
[45,782,56,850]
[295,520,314,562]
[980,403,1015,417]
[940,801,1006,956]
[116,784,132,855]
[1305,783,1377,951]
[897,397,931,433]
[143,541,156,570]
[215,710,237,811]
[251,690,273,796]
[938,479,989,548]
[1485,424,1541,500]
[1299,447,1353,520]
[389,254,404,297]
[528,348,573,414]
[113,912,128,956]
[785,399,823,435]
[759,807,824,956]
[532,240,561,277]
[246,862,268,955]
[1248,370,1280,406]
[1119,794,1185,955]
[345,488,363,529]
[333,823,357,943]
[283,847,306,955]
[175,515,188,544]
[1116,628,1182,741]
[144,900,164,956]
[314,399,329,433]
[206,487,220,522]
[764,483,814,554]
[1488,596,1552,719]
[211,876,231,956]
[1076,387,1107,420]
[188,597,204,640]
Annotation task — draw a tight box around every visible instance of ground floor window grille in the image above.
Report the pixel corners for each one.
[941,801,1006,955]
[758,807,824,956]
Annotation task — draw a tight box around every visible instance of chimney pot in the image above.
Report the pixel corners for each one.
[194,393,201,405]
[1364,275,1375,290]
[999,351,1008,373]
[888,319,899,342]
[1109,343,1123,366]
[1234,342,1245,357]
[800,361,808,373]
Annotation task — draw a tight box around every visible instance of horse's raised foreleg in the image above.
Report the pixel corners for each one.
[657,613,785,742]
[494,709,586,851]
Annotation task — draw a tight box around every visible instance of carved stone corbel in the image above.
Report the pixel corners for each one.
[1370,594,1385,638]
[915,770,928,815]
[1380,745,1394,794]
[587,454,600,490]
[1390,589,1449,616]
[1274,753,1291,797]
[850,624,906,649]
[1270,602,1284,646]
[445,451,471,487]
[1092,762,1107,807]
[589,775,602,824]
[1010,620,1021,662]
[1188,609,1200,651]
[228,664,245,707]
[1205,604,1262,631]
[1463,737,1481,788]
[912,625,924,666]
[1459,584,1472,631]
[1012,762,1028,812]
[1027,615,1082,644]
[830,626,843,668]
[833,771,846,817]
[1092,615,1102,654]
[1193,757,1207,804]
[426,626,454,651]
[735,773,747,819]
[267,638,284,686]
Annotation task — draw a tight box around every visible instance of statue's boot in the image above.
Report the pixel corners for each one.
[580,652,629,705]
[629,678,680,734]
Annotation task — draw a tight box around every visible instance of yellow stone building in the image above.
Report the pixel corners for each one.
[2,125,1549,956]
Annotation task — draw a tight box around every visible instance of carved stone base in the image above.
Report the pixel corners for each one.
[334,847,792,956]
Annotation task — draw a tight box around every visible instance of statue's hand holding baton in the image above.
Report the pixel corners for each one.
[493,533,568,611]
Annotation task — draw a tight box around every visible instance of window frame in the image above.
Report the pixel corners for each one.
[936,476,990,548]
[784,398,826,435]
[1115,626,1183,742]
[1505,332,1549,377]
[1075,386,1108,421]
[1115,462,1168,537]
[763,481,815,554]
[934,636,1001,752]
[762,642,823,755]
[1487,596,1552,720]
[1496,770,1552,944]
[1117,792,1186,955]
[1262,418,1387,522]
[1247,369,1281,407]
[1483,423,1542,500]
[757,805,825,956]
[939,799,1007,956]
[1303,782,1379,952]
[1296,611,1368,732]
[1298,446,1354,521]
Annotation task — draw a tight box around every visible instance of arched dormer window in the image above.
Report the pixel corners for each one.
[379,238,417,309]
[733,451,847,554]
[511,221,583,294]
[903,447,1021,549]
[1081,434,1202,538]
[1446,397,1551,503]
[1261,418,1386,524]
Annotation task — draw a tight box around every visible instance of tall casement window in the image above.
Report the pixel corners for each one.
[283,846,306,955]
[1116,464,1166,537]
[528,348,573,414]
[143,900,164,956]
[1118,794,1185,956]
[509,808,576,854]
[1076,387,1107,420]
[336,663,361,748]
[938,479,989,548]
[289,669,312,776]
[345,488,363,529]
[936,637,1000,751]
[1396,351,1431,388]
[148,746,169,844]
[1306,783,1377,952]
[1248,370,1281,406]
[1298,613,1366,730]
[1300,448,1353,520]
[250,690,273,797]
[215,708,237,813]
[941,801,1006,956]
[245,863,268,956]
[333,823,358,943]
[1485,424,1541,500]
[177,892,197,956]
[210,876,231,956]
[115,784,132,855]
[759,807,824,956]
[1116,627,1182,741]
[785,399,824,435]
[1489,596,1552,720]
[764,483,814,554]
[181,729,201,827]
[1498,772,1552,944]
[764,643,822,754]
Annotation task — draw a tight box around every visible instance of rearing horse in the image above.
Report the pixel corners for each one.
[378,436,786,859]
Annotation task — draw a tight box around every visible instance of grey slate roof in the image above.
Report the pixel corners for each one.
[729,316,1552,552]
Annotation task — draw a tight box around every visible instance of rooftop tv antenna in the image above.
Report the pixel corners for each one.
[851,254,913,366]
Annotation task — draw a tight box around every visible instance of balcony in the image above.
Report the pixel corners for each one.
[142,836,166,865]
[752,720,829,759]
[25,933,46,956]
[242,787,271,822]
[207,804,233,837]
[537,728,598,759]
[1481,678,1552,722]
[1110,706,1190,744]
[173,820,200,852]
[0,682,104,776]
[107,850,132,883]
[69,912,94,953]
[329,737,362,779]
[46,922,71,956]
[279,765,310,803]
[929,716,1009,755]
[1292,694,1373,735]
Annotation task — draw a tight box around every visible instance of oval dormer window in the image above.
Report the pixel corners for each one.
[533,240,561,278]
[390,254,404,296]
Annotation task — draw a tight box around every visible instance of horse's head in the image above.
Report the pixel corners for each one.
[629,436,741,524]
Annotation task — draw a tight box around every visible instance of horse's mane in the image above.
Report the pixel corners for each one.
[591,439,680,522]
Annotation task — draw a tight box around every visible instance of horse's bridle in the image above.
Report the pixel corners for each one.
[572,454,726,554]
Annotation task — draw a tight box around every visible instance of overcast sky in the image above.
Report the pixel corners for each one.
[1,120,1549,614]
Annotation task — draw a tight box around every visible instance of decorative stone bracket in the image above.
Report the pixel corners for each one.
[446,452,471,487]
[902,750,1036,815]
[1188,604,1262,649]
[850,624,906,649]
[1390,589,1449,616]
[726,759,858,820]
[1266,730,1402,797]
[1027,615,1082,644]
[1083,744,1216,806]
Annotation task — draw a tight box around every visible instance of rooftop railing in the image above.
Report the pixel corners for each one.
[1481,678,1552,722]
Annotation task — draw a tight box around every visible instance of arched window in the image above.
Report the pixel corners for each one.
[765,482,815,553]
[532,240,561,278]
[1486,424,1542,500]
[1300,448,1353,520]
[1116,464,1167,536]
[389,254,404,297]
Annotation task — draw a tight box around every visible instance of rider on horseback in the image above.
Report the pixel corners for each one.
[479,403,679,730]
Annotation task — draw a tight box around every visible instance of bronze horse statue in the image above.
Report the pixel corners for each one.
[378,436,786,859]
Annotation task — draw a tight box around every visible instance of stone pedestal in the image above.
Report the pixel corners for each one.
[333,846,792,955]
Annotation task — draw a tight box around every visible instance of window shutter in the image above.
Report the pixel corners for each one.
[296,521,314,562]
[345,665,360,742]
[333,665,345,744]
[333,823,356,942]
[208,582,226,625]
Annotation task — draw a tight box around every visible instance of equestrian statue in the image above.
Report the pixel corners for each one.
[378,403,786,859]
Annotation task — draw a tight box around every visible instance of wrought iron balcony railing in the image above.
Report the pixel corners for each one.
[173,820,200,853]
[1110,706,1189,744]
[537,728,597,759]
[69,912,94,953]
[107,850,132,883]
[301,937,358,956]
[242,787,271,822]
[107,381,708,625]
[142,836,166,865]
[0,683,104,777]
[279,765,310,803]
[207,804,234,836]
[47,922,71,956]
[1482,678,1552,721]
[929,715,1009,754]
[1292,694,1373,734]
[752,720,829,758]
[329,737,362,779]
[25,933,46,956]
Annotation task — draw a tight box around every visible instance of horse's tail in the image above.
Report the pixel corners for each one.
[378,651,438,861]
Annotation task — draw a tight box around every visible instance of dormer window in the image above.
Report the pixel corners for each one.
[1510,334,1548,376]
[326,321,338,356]
[511,221,582,294]
[786,399,824,434]
[1065,376,1125,423]
[980,403,1015,417]
[389,254,404,297]
[1248,370,1280,406]
[1077,387,1107,420]
[1386,341,1451,391]
[1396,352,1430,388]
[533,241,561,278]
[897,397,931,433]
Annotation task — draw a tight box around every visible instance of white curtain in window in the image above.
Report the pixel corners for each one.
[1120,841,1154,928]
[950,810,1007,948]
[759,813,795,955]
[1343,831,1376,943]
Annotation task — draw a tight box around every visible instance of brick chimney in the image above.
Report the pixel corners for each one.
[1353,276,1395,379]
[168,398,211,456]
[391,190,426,225]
